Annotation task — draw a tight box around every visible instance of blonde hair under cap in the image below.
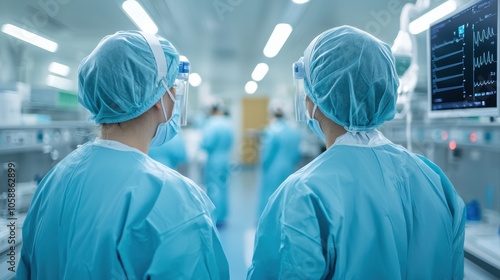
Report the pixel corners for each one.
[303,25,399,132]
[78,31,180,124]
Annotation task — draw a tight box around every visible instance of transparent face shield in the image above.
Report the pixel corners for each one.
[293,57,307,122]
[138,32,190,125]
[174,60,190,126]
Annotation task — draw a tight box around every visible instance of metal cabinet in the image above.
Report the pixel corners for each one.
[0,121,96,279]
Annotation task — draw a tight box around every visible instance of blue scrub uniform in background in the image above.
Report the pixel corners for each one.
[18,139,229,279]
[257,119,301,218]
[149,133,187,170]
[201,115,234,226]
[247,131,466,279]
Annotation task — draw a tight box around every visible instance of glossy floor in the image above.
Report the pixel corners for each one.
[217,166,258,280]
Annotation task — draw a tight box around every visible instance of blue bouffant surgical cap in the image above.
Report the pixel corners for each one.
[78,31,180,124]
[303,25,399,131]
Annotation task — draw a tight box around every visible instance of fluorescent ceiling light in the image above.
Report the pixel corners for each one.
[122,0,158,34]
[409,0,457,34]
[47,75,74,91]
[251,63,269,81]
[1,24,58,52]
[189,73,202,87]
[292,0,309,3]
[263,23,293,58]
[48,62,70,77]
[245,81,258,94]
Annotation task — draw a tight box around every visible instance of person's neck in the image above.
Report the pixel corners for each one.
[100,117,156,154]
[319,117,346,149]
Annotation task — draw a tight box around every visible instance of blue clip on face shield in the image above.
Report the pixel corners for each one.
[175,59,190,126]
[292,57,307,122]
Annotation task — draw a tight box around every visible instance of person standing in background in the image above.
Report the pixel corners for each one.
[257,105,301,220]
[149,132,188,172]
[201,103,234,228]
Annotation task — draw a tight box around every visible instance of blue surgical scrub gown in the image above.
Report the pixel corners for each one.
[200,115,234,224]
[248,130,466,279]
[18,138,229,280]
[258,119,301,218]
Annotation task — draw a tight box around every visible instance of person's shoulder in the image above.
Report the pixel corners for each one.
[126,172,214,239]
[45,141,99,176]
[280,162,324,193]
[270,165,335,212]
[410,153,450,181]
[413,153,437,167]
[142,156,212,207]
[264,123,280,135]
[390,148,442,172]
[150,158,206,194]
[284,147,355,187]
[61,140,92,160]
[143,156,186,182]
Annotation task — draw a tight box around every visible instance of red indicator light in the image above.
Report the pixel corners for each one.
[469,132,477,143]
[449,140,457,150]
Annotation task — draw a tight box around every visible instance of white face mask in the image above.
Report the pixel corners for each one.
[306,103,326,143]
[150,88,180,147]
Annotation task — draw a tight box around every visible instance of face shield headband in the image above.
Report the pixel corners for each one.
[139,32,190,126]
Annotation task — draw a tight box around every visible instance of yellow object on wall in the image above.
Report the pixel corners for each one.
[241,97,269,164]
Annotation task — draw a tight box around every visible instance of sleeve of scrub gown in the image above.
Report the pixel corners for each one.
[416,154,466,280]
[247,179,334,279]
[118,182,230,280]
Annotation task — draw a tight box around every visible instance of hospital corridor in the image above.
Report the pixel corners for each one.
[1,0,500,279]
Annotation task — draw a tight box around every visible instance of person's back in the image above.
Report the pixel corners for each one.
[266,132,463,279]
[248,25,465,279]
[18,30,229,279]
[202,115,234,163]
[19,140,227,279]
[258,118,301,217]
[261,119,301,172]
[201,112,234,226]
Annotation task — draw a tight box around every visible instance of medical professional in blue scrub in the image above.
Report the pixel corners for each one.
[248,25,465,279]
[18,31,229,279]
[257,105,301,219]
[200,104,234,227]
[149,132,188,171]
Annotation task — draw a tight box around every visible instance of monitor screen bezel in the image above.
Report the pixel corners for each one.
[427,0,500,118]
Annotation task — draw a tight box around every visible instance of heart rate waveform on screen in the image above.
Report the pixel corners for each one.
[429,0,498,115]
[474,51,496,69]
[474,79,496,88]
[474,27,496,46]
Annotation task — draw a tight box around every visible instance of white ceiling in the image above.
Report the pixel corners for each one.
[0,0,452,98]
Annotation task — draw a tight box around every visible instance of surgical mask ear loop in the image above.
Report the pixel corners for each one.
[312,104,318,120]
[161,80,176,122]
[159,95,168,123]
[305,97,317,120]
